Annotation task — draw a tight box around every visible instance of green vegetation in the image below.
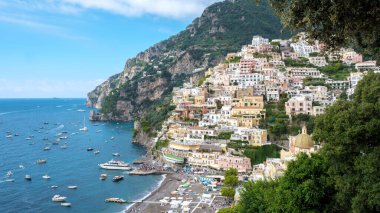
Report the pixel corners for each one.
[243,144,280,165]
[283,57,313,67]
[225,56,242,63]
[270,0,380,61]
[318,62,354,80]
[155,139,169,150]
[223,72,380,212]
[222,168,238,199]
[221,187,235,199]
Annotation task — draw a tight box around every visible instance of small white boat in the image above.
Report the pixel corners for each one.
[5,179,15,182]
[99,160,131,170]
[100,174,107,180]
[52,195,67,202]
[110,136,115,140]
[60,145,68,149]
[36,159,47,164]
[5,135,13,138]
[67,185,77,189]
[25,137,32,140]
[61,202,71,207]
[42,175,51,179]
[6,171,13,177]
[112,153,120,157]
[51,185,59,189]
[43,147,51,151]
[94,150,100,155]
[25,175,32,181]
[77,109,86,112]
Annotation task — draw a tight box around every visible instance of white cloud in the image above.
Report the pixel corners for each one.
[0,79,105,98]
[0,0,221,20]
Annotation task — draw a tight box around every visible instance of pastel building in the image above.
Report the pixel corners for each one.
[285,95,313,115]
[216,155,252,173]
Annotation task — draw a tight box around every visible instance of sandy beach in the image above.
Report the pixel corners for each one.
[125,173,181,213]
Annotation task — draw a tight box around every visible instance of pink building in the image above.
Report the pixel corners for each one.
[216,155,252,173]
[239,59,256,74]
[285,95,313,116]
[343,51,363,65]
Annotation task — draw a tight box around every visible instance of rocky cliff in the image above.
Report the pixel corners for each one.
[87,0,290,121]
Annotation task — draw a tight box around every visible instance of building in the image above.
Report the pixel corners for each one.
[355,61,377,71]
[308,57,327,67]
[216,155,252,173]
[281,125,318,160]
[290,41,320,57]
[287,67,320,78]
[285,95,313,115]
[251,35,269,47]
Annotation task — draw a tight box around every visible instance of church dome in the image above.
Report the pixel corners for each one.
[294,126,314,149]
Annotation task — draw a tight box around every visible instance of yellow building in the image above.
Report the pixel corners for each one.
[248,130,268,146]
[237,115,262,128]
[231,96,264,108]
[231,107,266,119]
[194,95,206,105]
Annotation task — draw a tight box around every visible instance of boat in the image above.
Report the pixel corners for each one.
[43,137,49,141]
[110,136,115,140]
[25,137,32,140]
[60,145,68,149]
[59,136,68,140]
[51,185,59,189]
[6,171,13,177]
[25,175,32,181]
[99,160,132,170]
[14,133,20,136]
[96,130,102,133]
[52,142,59,145]
[43,146,51,151]
[112,153,120,157]
[61,203,71,207]
[36,159,47,164]
[99,174,107,180]
[52,195,67,202]
[79,116,88,131]
[61,130,68,134]
[77,109,86,112]
[67,186,77,189]
[42,175,51,179]
[87,147,94,151]
[5,179,15,182]
[112,176,124,182]
[94,150,100,155]
[5,135,13,138]
[43,122,49,125]
[105,198,126,203]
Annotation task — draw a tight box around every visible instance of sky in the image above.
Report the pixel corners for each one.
[0,0,220,98]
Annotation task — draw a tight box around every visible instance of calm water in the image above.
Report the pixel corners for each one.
[0,99,162,213]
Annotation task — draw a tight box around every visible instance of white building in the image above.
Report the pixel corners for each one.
[252,35,269,47]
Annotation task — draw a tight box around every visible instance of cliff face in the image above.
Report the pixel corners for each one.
[87,0,290,121]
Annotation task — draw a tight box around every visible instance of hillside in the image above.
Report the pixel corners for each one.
[87,0,290,121]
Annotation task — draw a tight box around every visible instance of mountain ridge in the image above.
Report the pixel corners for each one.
[87,0,291,121]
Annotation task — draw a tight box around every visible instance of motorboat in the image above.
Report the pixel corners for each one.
[52,195,67,202]
[105,198,126,203]
[5,135,13,138]
[52,142,59,145]
[61,203,71,207]
[36,159,47,164]
[25,137,32,140]
[99,160,132,170]
[43,147,51,151]
[77,109,86,112]
[112,153,120,157]
[99,174,107,180]
[59,136,68,140]
[94,150,100,155]
[87,147,94,151]
[5,179,15,182]
[51,185,59,189]
[112,176,124,182]
[14,133,20,136]
[67,186,77,189]
[42,175,51,179]
[60,145,68,149]
[110,136,115,140]
[25,175,32,181]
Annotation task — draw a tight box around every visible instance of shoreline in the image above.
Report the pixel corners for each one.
[124,173,181,213]
[123,173,168,212]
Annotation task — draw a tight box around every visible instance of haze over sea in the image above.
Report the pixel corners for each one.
[0,98,162,213]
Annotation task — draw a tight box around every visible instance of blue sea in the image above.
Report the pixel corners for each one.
[0,99,162,213]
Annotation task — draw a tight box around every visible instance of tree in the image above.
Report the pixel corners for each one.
[224,175,239,187]
[313,72,380,211]
[225,168,238,177]
[221,187,236,198]
[269,0,380,61]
